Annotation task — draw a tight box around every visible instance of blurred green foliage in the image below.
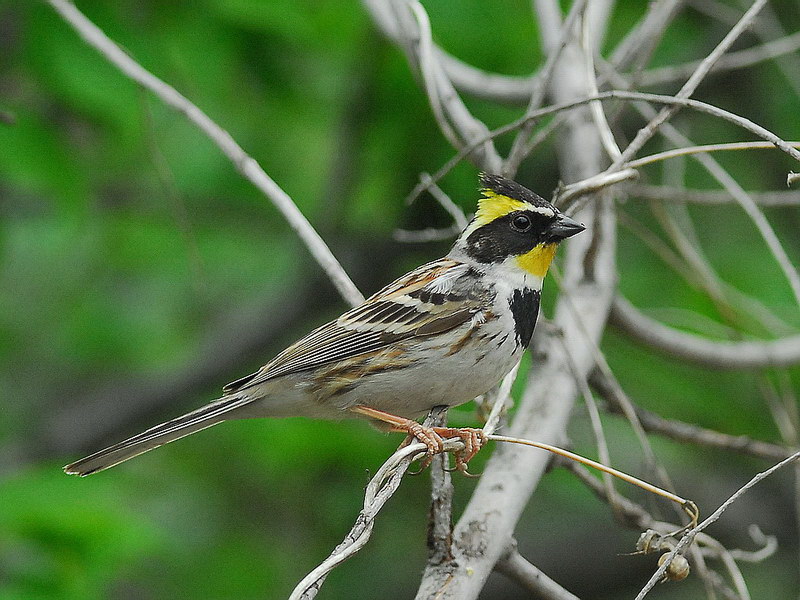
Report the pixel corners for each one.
[2,0,799,598]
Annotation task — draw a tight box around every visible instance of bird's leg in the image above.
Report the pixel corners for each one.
[350,405,444,455]
[350,406,487,474]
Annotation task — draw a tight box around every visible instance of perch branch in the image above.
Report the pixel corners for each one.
[290,408,462,599]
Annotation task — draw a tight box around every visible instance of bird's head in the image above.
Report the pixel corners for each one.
[452,173,585,282]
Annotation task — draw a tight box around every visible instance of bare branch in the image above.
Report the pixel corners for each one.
[495,543,581,600]
[635,450,800,600]
[482,362,520,436]
[411,88,800,207]
[591,370,792,461]
[504,0,586,175]
[47,0,364,305]
[556,168,638,208]
[290,410,463,600]
[381,0,502,172]
[559,331,621,518]
[611,295,800,370]
[581,10,622,162]
[533,0,563,52]
[630,184,800,206]
[727,525,778,563]
[47,0,363,308]
[625,141,800,170]
[610,0,684,71]
[426,407,455,566]
[362,0,538,104]
[618,209,796,338]
[560,460,652,529]
[566,460,762,600]
[599,65,800,309]
[641,31,800,87]
[611,0,768,167]
[414,174,469,228]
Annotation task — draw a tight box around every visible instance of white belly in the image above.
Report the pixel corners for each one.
[237,317,524,421]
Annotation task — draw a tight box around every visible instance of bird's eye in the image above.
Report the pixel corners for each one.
[510,214,532,232]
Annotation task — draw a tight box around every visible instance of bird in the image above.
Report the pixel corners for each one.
[64,173,584,476]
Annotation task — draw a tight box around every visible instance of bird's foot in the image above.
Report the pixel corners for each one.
[350,405,486,475]
[432,426,487,476]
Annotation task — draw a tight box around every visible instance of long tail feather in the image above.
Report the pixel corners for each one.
[64,396,250,476]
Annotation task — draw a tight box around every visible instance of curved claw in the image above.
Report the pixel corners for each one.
[445,462,482,478]
[433,426,487,476]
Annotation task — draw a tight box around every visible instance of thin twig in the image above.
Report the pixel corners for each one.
[640,30,800,87]
[557,331,621,519]
[599,62,800,311]
[489,434,698,524]
[626,141,800,170]
[591,370,791,461]
[394,0,502,172]
[409,89,800,206]
[635,450,800,600]
[618,204,796,338]
[47,0,364,308]
[581,9,622,162]
[610,0,768,167]
[504,0,586,174]
[610,0,684,72]
[495,543,581,600]
[631,183,800,206]
[483,362,521,436]
[362,0,538,104]
[416,174,469,228]
[555,169,638,208]
[727,525,778,563]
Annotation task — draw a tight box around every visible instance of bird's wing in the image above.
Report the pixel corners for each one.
[222,258,486,393]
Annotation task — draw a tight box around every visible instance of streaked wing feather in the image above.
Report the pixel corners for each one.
[222,259,484,394]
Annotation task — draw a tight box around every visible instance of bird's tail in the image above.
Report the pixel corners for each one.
[64,396,251,476]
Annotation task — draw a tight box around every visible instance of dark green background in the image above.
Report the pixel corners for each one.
[2,1,799,598]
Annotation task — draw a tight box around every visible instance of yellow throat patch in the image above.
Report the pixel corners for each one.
[516,243,557,278]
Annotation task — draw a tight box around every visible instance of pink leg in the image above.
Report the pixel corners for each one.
[350,406,487,474]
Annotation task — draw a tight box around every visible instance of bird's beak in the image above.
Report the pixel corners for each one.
[548,214,586,240]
